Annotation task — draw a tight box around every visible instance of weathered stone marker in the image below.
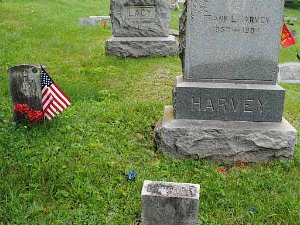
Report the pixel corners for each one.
[155,0,298,163]
[106,0,178,57]
[279,62,300,84]
[8,64,42,123]
[79,16,111,27]
[142,180,200,225]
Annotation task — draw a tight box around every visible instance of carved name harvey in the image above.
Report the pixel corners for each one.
[191,97,266,114]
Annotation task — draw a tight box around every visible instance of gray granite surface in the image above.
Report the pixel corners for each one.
[142,180,200,225]
[173,76,285,122]
[179,0,284,84]
[105,36,178,57]
[155,106,298,164]
[110,0,170,37]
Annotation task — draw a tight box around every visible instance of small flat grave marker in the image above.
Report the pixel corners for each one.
[142,180,200,225]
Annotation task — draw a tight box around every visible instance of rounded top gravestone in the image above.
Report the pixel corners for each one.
[8,64,42,123]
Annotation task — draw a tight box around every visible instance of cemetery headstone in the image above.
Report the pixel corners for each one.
[105,0,178,57]
[284,16,298,25]
[290,29,297,37]
[79,16,111,27]
[170,0,179,10]
[279,62,300,84]
[8,64,42,123]
[141,180,200,225]
[155,0,298,163]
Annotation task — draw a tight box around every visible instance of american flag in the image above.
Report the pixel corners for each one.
[40,67,71,120]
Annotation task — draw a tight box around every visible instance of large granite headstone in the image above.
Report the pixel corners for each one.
[141,180,200,225]
[155,0,298,163]
[105,0,178,57]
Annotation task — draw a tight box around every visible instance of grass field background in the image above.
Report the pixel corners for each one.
[0,1,300,224]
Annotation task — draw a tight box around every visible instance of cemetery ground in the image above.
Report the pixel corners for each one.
[0,0,300,224]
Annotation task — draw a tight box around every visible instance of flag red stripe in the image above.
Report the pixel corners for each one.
[52,94,67,111]
[52,101,63,112]
[46,107,55,117]
[40,70,71,120]
[42,87,51,101]
[53,83,71,103]
[51,101,63,113]
[50,105,59,115]
[42,92,52,110]
[44,113,52,120]
[51,83,71,105]
[43,86,67,111]
[49,85,70,108]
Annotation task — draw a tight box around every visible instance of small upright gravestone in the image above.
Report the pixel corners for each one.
[79,16,111,27]
[8,65,42,123]
[155,0,298,163]
[105,0,178,57]
[142,180,200,225]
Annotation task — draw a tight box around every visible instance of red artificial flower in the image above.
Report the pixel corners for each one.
[236,161,250,168]
[218,166,226,174]
[13,104,30,115]
[27,110,44,122]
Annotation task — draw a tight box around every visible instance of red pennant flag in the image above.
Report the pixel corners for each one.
[281,23,297,48]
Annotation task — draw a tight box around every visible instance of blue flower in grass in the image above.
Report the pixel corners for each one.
[249,206,256,214]
[127,171,137,181]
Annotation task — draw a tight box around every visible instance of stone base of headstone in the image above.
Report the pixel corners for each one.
[142,180,200,225]
[173,76,285,122]
[155,106,297,164]
[105,35,178,57]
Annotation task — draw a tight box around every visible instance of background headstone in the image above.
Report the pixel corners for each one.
[279,62,300,84]
[284,16,298,25]
[8,65,42,123]
[170,0,179,10]
[106,0,178,57]
[290,29,297,37]
[141,180,200,225]
[110,0,170,37]
[79,16,111,27]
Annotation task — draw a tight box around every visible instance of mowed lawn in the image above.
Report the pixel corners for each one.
[0,1,300,224]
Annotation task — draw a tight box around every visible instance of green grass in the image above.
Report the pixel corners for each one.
[0,1,300,224]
